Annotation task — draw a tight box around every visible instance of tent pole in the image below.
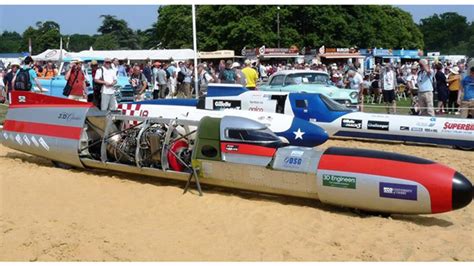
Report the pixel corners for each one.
[192,4,199,99]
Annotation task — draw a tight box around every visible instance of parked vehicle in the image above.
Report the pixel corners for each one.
[38,57,134,102]
[259,70,359,107]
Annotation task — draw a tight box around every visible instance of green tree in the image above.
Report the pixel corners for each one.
[418,12,471,54]
[151,5,424,53]
[155,5,193,49]
[92,34,119,50]
[19,21,61,54]
[97,15,139,49]
[0,31,22,53]
[66,34,96,52]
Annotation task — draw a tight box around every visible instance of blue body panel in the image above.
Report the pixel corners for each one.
[279,117,328,147]
[288,93,350,123]
[206,85,249,97]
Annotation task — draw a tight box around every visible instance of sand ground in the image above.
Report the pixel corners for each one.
[0,139,473,261]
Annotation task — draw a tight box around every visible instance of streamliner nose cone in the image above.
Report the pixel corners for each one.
[452,172,473,210]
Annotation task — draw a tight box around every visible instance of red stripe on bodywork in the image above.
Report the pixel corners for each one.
[3,120,83,140]
[221,142,276,157]
[318,154,454,213]
[9,91,93,107]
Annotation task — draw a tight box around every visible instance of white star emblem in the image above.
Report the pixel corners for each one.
[293,128,305,140]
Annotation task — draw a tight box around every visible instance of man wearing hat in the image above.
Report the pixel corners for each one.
[242,59,258,90]
[94,57,118,111]
[458,66,474,118]
[447,66,461,114]
[219,60,240,84]
[65,58,88,102]
[232,62,246,87]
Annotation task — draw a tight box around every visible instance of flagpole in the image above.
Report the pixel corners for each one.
[192,4,199,99]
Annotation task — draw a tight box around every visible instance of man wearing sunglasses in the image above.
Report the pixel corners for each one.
[94,58,118,111]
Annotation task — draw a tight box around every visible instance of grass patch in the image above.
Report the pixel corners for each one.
[362,98,412,115]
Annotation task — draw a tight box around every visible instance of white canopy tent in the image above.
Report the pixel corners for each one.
[32,49,74,61]
[73,49,195,61]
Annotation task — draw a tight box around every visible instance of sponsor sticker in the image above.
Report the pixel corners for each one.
[367,120,389,131]
[213,100,241,110]
[290,150,305,157]
[416,117,437,127]
[248,106,264,112]
[411,127,423,132]
[225,144,239,152]
[400,126,410,131]
[424,128,438,133]
[322,174,356,189]
[379,182,417,201]
[341,118,362,129]
[442,122,474,131]
[18,96,26,103]
[284,156,303,167]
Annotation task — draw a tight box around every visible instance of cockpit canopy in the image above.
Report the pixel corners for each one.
[220,116,282,146]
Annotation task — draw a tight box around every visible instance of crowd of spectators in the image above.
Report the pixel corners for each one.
[1,55,473,118]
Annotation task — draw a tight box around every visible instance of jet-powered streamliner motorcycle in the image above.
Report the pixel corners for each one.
[1,91,472,215]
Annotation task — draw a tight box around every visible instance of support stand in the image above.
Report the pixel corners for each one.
[183,167,203,196]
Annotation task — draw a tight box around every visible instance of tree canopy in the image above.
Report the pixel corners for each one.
[419,12,474,56]
[0,6,472,57]
[155,5,424,51]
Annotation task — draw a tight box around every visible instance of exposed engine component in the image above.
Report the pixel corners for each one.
[105,122,191,170]
[167,140,191,172]
[106,123,166,166]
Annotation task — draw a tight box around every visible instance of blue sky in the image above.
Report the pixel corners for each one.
[0,5,473,35]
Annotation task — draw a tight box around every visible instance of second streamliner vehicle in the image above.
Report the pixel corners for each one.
[1,91,472,215]
[133,84,473,149]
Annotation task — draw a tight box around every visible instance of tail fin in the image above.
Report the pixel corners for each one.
[9,91,93,108]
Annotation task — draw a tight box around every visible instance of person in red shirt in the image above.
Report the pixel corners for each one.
[65,58,87,102]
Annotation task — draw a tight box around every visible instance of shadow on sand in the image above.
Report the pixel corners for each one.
[1,151,455,227]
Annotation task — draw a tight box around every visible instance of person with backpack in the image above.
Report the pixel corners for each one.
[64,58,87,102]
[218,60,240,84]
[12,56,45,93]
[94,58,118,111]
[197,63,214,96]
[129,66,148,101]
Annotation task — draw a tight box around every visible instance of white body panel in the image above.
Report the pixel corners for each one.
[120,104,294,134]
[317,112,474,144]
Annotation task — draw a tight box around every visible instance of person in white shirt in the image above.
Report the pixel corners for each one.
[347,70,363,109]
[94,58,118,111]
[380,64,397,114]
